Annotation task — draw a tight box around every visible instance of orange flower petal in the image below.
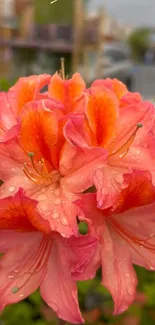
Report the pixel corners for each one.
[49,73,86,113]
[114,170,155,213]
[86,88,118,147]
[19,102,59,167]
[12,74,51,114]
[0,189,50,233]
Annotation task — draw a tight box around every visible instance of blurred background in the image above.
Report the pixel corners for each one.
[1,0,155,324]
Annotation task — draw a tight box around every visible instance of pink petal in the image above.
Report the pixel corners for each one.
[120,92,142,107]
[0,91,17,127]
[0,91,18,141]
[40,235,84,324]
[108,101,155,155]
[91,78,128,100]
[112,203,155,270]
[0,230,36,252]
[75,194,138,313]
[63,113,94,148]
[61,115,108,193]
[100,225,137,314]
[72,241,101,281]
[0,232,45,310]
[0,140,44,199]
[74,193,103,237]
[66,234,98,279]
[93,166,126,209]
[110,146,155,175]
[34,182,79,237]
[61,144,107,193]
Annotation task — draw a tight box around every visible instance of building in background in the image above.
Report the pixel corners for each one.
[0,0,133,79]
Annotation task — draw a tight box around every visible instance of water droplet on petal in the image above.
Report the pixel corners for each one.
[54,198,61,205]
[9,186,15,192]
[126,273,130,278]
[54,189,60,197]
[61,232,67,238]
[19,294,24,298]
[38,194,46,200]
[52,212,59,219]
[61,217,69,226]
[8,275,14,279]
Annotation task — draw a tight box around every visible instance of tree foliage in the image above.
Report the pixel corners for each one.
[35,0,74,24]
[128,27,150,60]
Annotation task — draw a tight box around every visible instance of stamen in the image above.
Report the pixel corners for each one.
[109,123,143,158]
[23,163,41,183]
[60,57,65,79]
[28,152,43,177]
[23,153,60,184]
[40,158,49,175]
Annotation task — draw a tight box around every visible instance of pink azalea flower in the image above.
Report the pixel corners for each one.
[75,170,155,314]
[0,99,107,237]
[0,188,97,323]
[65,85,155,209]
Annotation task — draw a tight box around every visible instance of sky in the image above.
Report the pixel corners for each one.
[89,0,155,27]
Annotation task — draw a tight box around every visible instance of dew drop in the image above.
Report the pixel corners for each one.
[38,194,46,201]
[9,186,15,192]
[61,217,69,226]
[40,205,47,212]
[19,294,24,298]
[54,189,60,197]
[52,211,59,219]
[61,232,67,238]
[55,198,61,205]
[8,275,14,279]
[14,270,19,273]
[12,287,19,294]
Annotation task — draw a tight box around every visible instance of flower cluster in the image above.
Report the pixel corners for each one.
[0,69,155,323]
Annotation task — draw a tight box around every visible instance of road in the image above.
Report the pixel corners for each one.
[132,64,155,101]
